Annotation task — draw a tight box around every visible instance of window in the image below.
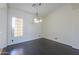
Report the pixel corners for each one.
[12,17,23,37]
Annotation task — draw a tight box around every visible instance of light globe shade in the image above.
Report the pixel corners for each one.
[34,18,39,23]
[39,19,43,22]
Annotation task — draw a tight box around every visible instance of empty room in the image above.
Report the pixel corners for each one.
[0,3,79,55]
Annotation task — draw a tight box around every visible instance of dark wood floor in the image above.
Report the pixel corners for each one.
[2,38,79,55]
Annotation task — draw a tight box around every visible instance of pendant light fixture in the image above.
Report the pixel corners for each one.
[32,3,43,23]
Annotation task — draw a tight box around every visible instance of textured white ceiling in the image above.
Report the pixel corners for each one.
[8,3,65,17]
[71,3,79,10]
[0,3,79,17]
[0,3,7,8]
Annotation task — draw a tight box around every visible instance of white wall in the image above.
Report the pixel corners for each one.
[42,4,74,48]
[8,8,42,45]
[0,3,42,47]
[0,4,7,48]
[72,8,79,49]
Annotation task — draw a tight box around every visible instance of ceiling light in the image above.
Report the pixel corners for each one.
[32,3,43,23]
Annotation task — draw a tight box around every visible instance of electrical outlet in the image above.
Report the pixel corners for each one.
[12,40,14,42]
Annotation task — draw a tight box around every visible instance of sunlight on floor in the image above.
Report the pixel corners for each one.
[10,48,24,55]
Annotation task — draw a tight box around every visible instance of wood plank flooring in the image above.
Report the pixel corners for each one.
[2,38,79,55]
